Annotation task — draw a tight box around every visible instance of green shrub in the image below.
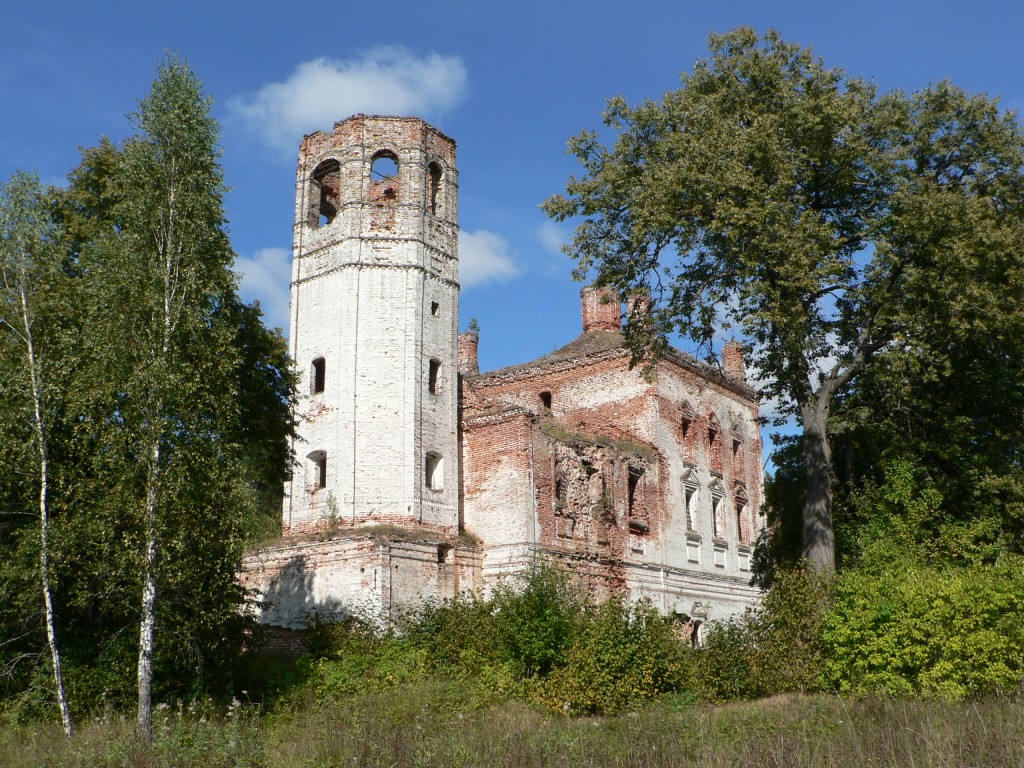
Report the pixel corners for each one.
[696,568,828,701]
[305,617,430,699]
[398,592,499,678]
[540,598,692,714]
[695,617,757,701]
[488,565,585,678]
[822,556,1024,697]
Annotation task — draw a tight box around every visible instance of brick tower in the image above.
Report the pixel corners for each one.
[282,115,460,535]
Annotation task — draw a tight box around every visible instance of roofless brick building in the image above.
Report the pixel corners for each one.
[242,116,764,640]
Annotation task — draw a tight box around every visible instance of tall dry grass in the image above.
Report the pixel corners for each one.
[2,687,1021,767]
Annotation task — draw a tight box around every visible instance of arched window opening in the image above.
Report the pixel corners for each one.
[690,620,703,648]
[312,159,341,228]
[307,450,327,490]
[680,402,697,462]
[370,151,400,207]
[428,359,441,394]
[425,452,444,491]
[427,162,443,214]
[371,152,398,179]
[311,357,326,395]
[539,391,552,410]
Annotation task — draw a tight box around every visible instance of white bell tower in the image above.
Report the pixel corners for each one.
[282,115,460,535]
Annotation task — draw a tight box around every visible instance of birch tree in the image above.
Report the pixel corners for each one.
[0,173,73,736]
[105,58,239,739]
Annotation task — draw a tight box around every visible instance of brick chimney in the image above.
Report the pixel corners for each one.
[581,286,621,332]
[722,340,746,382]
[458,331,479,374]
[626,289,651,320]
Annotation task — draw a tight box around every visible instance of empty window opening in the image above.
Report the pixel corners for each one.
[430,301,440,317]
[712,494,725,539]
[425,452,443,491]
[312,159,341,228]
[540,391,552,410]
[681,416,694,458]
[370,152,400,207]
[428,359,441,394]
[311,357,326,395]
[307,450,327,490]
[736,501,750,544]
[428,162,443,214]
[684,485,698,532]
[371,152,398,180]
[690,620,703,648]
[437,544,451,564]
[628,467,643,515]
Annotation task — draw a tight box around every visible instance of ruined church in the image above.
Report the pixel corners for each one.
[242,115,764,637]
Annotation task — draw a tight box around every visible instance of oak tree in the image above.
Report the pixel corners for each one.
[545,27,1024,573]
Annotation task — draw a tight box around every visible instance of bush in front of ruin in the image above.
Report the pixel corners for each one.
[822,556,1024,697]
[696,567,828,701]
[303,566,696,714]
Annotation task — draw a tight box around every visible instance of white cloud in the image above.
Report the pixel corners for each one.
[234,247,292,333]
[459,229,520,288]
[536,220,571,274]
[229,48,468,152]
[537,220,568,255]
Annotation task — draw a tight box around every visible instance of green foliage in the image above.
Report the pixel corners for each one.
[488,566,585,678]
[546,26,1024,573]
[697,568,828,701]
[822,557,1024,697]
[0,58,296,722]
[755,434,807,583]
[844,458,1002,568]
[397,591,500,680]
[305,567,696,715]
[540,598,692,714]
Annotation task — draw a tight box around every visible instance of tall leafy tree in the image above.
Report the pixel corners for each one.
[104,57,242,738]
[0,173,74,735]
[545,27,1024,573]
[0,59,294,726]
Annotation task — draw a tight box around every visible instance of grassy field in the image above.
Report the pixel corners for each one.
[2,684,1021,767]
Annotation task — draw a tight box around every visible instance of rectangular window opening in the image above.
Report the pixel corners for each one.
[428,359,441,394]
[312,357,326,395]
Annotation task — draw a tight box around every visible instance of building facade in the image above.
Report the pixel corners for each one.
[242,115,763,633]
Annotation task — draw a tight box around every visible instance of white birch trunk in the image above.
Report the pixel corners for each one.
[138,180,176,740]
[136,437,159,739]
[18,285,74,737]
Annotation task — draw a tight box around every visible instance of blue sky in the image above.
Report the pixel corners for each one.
[2,0,1021,464]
